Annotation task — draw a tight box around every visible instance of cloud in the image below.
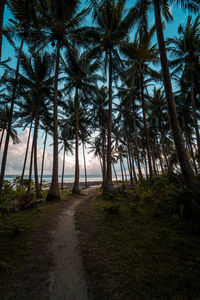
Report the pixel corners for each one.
[0,129,103,176]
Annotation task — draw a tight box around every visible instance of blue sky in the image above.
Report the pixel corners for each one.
[0,1,198,175]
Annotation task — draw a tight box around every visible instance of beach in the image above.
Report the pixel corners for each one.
[42,181,103,190]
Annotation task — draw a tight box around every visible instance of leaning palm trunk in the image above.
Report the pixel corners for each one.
[73,87,80,193]
[40,129,47,189]
[191,71,200,154]
[187,129,198,175]
[0,0,5,61]
[105,48,113,192]
[20,121,33,186]
[33,110,42,199]
[46,42,60,201]
[112,162,118,184]
[0,129,5,149]
[61,146,65,190]
[122,159,128,181]
[82,143,88,189]
[0,38,24,193]
[99,155,103,177]
[153,0,200,200]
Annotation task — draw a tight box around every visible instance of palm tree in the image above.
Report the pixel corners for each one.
[59,127,74,190]
[38,0,88,200]
[176,92,198,174]
[148,87,170,172]
[0,0,39,193]
[0,105,20,149]
[168,15,200,153]
[62,47,100,192]
[120,26,160,181]
[90,86,108,188]
[84,0,135,192]
[133,0,200,196]
[88,137,103,177]
[15,50,54,198]
[39,114,53,189]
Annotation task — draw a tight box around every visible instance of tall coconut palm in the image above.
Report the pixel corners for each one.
[90,86,108,187]
[168,15,200,153]
[61,47,100,192]
[116,82,144,181]
[16,51,54,198]
[148,87,170,170]
[84,0,136,192]
[120,26,160,181]
[38,0,88,200]
[0,0,39,193]
[133,0,200,196]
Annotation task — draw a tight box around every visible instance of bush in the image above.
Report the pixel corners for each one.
[0,179,35,211]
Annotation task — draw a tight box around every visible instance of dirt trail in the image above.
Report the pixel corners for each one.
[48,189,94,300]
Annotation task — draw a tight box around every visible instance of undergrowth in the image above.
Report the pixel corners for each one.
[75,175,200,299]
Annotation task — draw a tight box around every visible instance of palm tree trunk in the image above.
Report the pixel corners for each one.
[112,162,118,184]
[128,143,137,184]
[122,159,128,181]
[82,143,88,189]
[126,155,133,187]
[46,41,60,200]
[140,67,153,180]
[153,0,200,197]
[26,124,35,199]
[191,71,200,153]
[119,156,125,186]
[73,87,80,193]
[187,130,198,175]
[40,129,47,189]
[133,116,143,180]
[20,121,33,186]
[102,126,106,188]
[143,151,148,178]
[105,47,113,192]
[131,153,138,184]
[0,38,24,193]
[61,146,65,190]
[99,156,103,177]
[156,136,164,174]
[150,145,157,175]
[33,109,42,199]
[0,0,5,61]
[0,128,5,149]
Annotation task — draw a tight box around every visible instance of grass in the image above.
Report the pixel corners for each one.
[0,189,71,298]
[75,181,200,299]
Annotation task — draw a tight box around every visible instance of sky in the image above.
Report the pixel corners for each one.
[0,1,197,176]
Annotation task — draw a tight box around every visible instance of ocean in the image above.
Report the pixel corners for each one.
[4,174,104,183]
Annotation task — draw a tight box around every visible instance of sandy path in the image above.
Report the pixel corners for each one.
[48,190,93,300]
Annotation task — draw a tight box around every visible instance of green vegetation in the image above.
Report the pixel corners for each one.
[0,189,71,298]
[76,177,200,299]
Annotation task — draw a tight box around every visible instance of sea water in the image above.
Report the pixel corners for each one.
[4,174,104,183]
